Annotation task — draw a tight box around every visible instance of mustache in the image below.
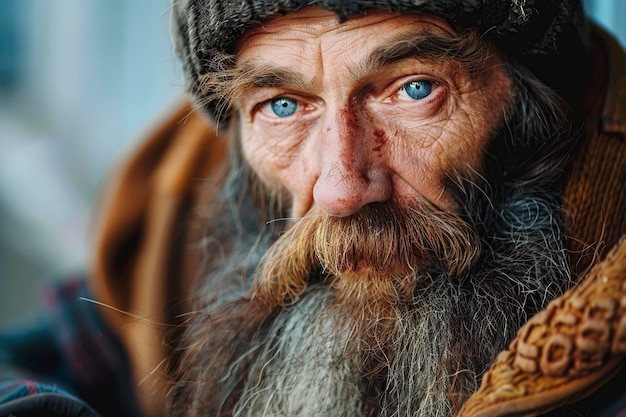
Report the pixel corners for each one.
[253,200,482,308]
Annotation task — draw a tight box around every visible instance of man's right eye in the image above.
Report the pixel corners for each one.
[269,97,299,117]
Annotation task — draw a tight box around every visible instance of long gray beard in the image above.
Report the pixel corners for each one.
[167,185,573,417]
[167,64,578,417]
[232,288,459,417]
[228,198,571,417]
[233,290,362,417]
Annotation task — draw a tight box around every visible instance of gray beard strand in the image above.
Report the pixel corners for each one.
[230,284,485,417]
[224,194,571,417]
[233,290,363,417]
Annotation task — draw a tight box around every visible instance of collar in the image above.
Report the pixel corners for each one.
[594,22,626,135]
[459,237,626,417]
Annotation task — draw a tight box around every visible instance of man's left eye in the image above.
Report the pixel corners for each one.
[398,80,432,100]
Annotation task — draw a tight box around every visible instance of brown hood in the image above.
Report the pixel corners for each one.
[90,100,227,416]
[88,24,626,417]
[563,21,626,276]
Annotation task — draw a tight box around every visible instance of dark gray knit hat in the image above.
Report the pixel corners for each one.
[171,0,589,120]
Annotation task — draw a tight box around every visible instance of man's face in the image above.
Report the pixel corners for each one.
[234,6,512,218]
[169,8,577,417]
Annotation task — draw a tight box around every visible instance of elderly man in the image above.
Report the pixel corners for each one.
[1,1,626,417]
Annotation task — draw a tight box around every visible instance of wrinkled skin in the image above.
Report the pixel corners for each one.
[235,7,512,217]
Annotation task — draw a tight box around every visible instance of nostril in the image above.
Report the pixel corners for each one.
[313,176,368,217]
[313,168,393,217]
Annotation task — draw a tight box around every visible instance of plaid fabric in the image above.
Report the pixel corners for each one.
[0,277,142,417]
[0,379,77,403]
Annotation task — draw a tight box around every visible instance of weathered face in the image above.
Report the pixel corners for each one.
[234,6,512,218]
[169,9,578,417]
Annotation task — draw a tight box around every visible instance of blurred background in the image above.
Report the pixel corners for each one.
[0,0,181,325]
[0,0,625,325]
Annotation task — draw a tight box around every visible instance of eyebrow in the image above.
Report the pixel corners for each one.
[361,30,487,76]
[221,30,487,107]
[236,65,319,92]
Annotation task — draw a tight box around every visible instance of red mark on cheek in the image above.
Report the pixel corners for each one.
[339,106,362,168]
[372,129,386,153]
[340,106,358,133]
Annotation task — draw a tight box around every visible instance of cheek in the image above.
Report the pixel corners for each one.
[240,121,318,210]
[447,75,512,169]
[240,129,275,186]
[391,122,466,189]
[396,74,510,176]
[438,114,492,170]
[372,82,509,208]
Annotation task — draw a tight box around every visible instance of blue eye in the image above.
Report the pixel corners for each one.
[270,97,298,117]
[401,80,432,100]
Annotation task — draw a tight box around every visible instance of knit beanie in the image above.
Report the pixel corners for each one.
[171,0,589,121]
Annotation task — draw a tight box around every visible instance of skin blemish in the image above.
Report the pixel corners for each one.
[340,105,359,133]
[373,129,386,153]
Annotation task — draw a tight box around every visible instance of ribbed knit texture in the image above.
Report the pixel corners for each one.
[564,114,626,276]
[563,28,626,277]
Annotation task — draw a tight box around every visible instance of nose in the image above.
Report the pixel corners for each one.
[313,108,393,217]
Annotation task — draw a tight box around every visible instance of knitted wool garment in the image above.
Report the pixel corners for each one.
[170,0,589,120]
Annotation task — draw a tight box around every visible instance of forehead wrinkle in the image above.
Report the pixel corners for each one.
[229,14,490,110]
[236,34,465,98]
